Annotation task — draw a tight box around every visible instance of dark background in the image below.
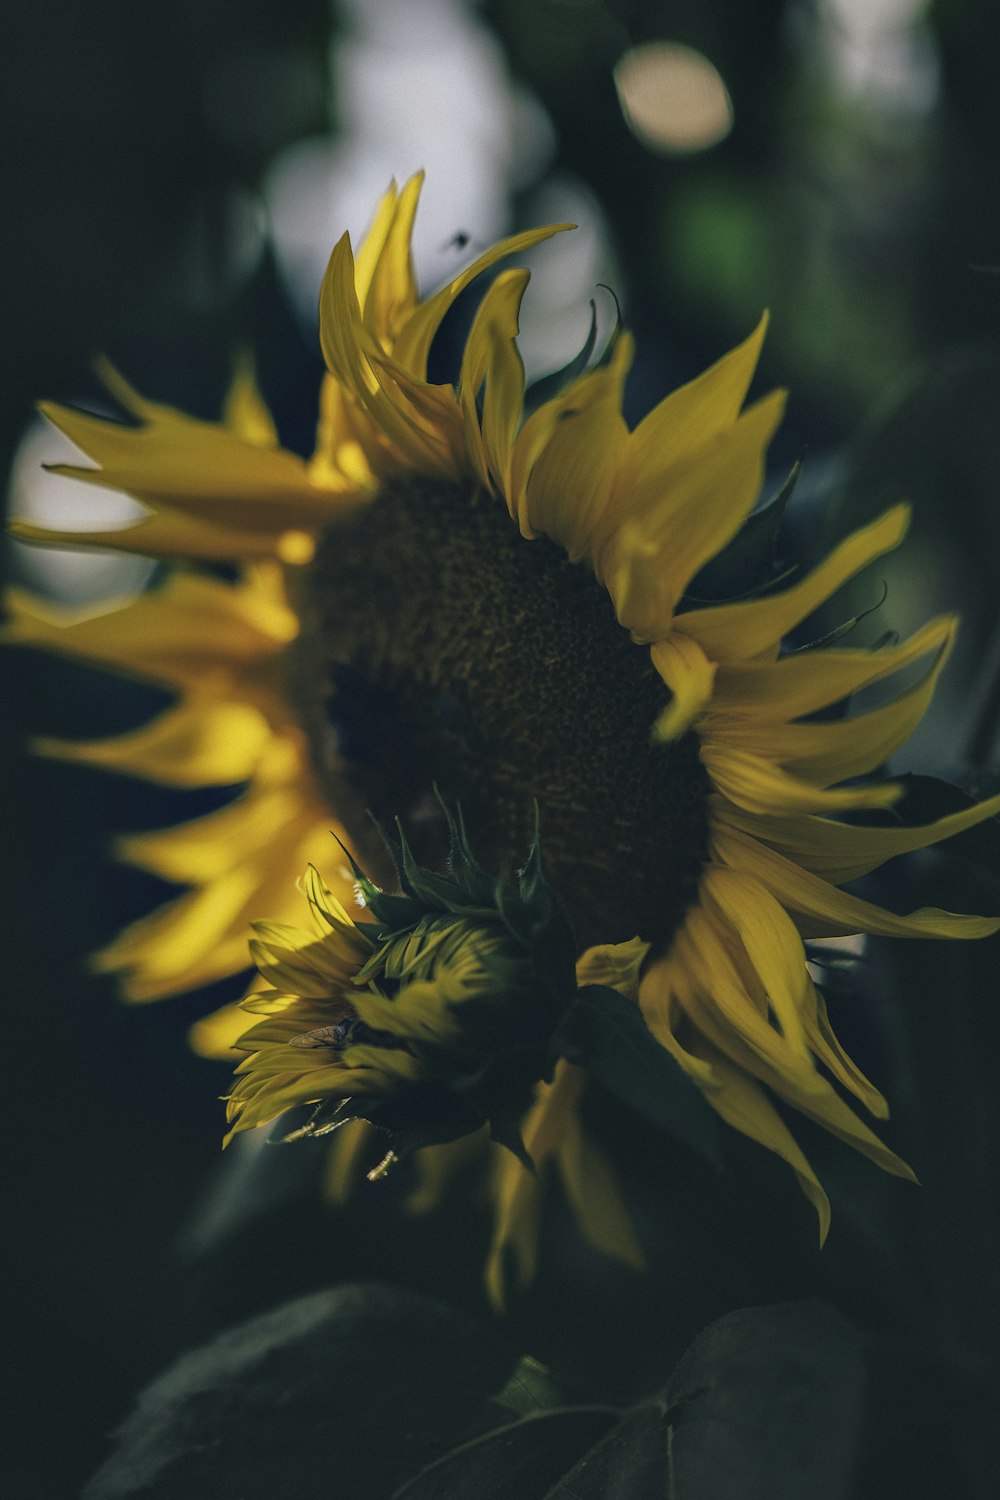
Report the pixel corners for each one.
[4,2,1000,1494]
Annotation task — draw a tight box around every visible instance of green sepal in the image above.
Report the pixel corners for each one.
[551,985,725,1170]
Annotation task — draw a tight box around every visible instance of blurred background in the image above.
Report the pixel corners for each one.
[4,1,1000,1494]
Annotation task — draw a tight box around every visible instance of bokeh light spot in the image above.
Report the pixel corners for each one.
[614,42,733,156]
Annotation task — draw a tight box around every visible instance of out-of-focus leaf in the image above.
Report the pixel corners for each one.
[544,1404,667,1499]
[393,1408,618,1500]
[664,1301,867,1500]
[491,1355,574,1419]
[552,985,725,1169]
[83,1283,515,1500]
[398,1300,867,1500]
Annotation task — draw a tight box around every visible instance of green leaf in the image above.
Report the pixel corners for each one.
[551,986,725,1170]
[544,1404,668,1499]
[392,1407,618,1500]
[664,1301,867,1499]
[83,1284,516,1500]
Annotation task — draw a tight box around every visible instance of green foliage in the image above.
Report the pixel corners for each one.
[83,1289,869,1499]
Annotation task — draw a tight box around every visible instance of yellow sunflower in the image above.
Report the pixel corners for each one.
[9,173,1000,1301]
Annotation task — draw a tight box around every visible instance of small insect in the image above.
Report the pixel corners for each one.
[441,230,472,252]
[290,1019,359,1050]
[289,1017,400,1050]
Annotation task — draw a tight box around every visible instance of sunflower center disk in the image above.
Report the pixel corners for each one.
[290,476,710,952]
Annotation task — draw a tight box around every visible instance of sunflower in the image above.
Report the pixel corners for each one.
[9,174,1000,1299]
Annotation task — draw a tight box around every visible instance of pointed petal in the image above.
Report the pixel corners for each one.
[188,1001,251,1058]
[517,333,633,552]
[701,744,901,815]
[703,628,954,784]
[457,268,530,496]
[363,173,423,343]
[676,505,911,660]
[605,390,786,642]
[717,783,1000,884]
[629,313,770,481]
[392,223,574,383]
[712,822,1000,940]
[34,699,272,787]
[710,617,956,720]
[38,398,341,533]
[484,1060,584,1310]
[674,897,815,1072]
[639,956,831,1242]
[3,572,294,689]
[223,350,279,448]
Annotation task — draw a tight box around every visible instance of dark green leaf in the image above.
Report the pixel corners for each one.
[393,1407,618,1500]
[552,986,725,1169]
[664,1301,867,1499]
[83,1284,516,1500]
[544,1404,667,1499]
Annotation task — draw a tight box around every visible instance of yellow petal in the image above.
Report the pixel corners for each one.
[457,268,529,496]
[628,313,770,481]
[392,223,575,383]
[117,779,315,884]
[718,783,1000,885]
[673,897,816,1074]
[575,937,651,1000]
[556,1115,645,1271]
[691,1048,832,1241]
[712,822,1000,941]
[363,173,423,345]
[701,743,901,815]
[103,800,355,1001]
[710,616,956,720]
[702,626,954,785]
[3,572,295,690]
[675,504,911,660]
[484,1060,584,1310]
[353,179,405,313]
[188,1001,252,1058]
[9,510,297,563]
[38,396,344,534]
[515,333,633,550]
[605,390,786,642]
[639,955,831,1241]
[222,349,279,448]
[319,234,456,474]
[701,865,817,1057]
[406,1131,487,1215]
[34,699,272,787]
[650,632,717,741]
